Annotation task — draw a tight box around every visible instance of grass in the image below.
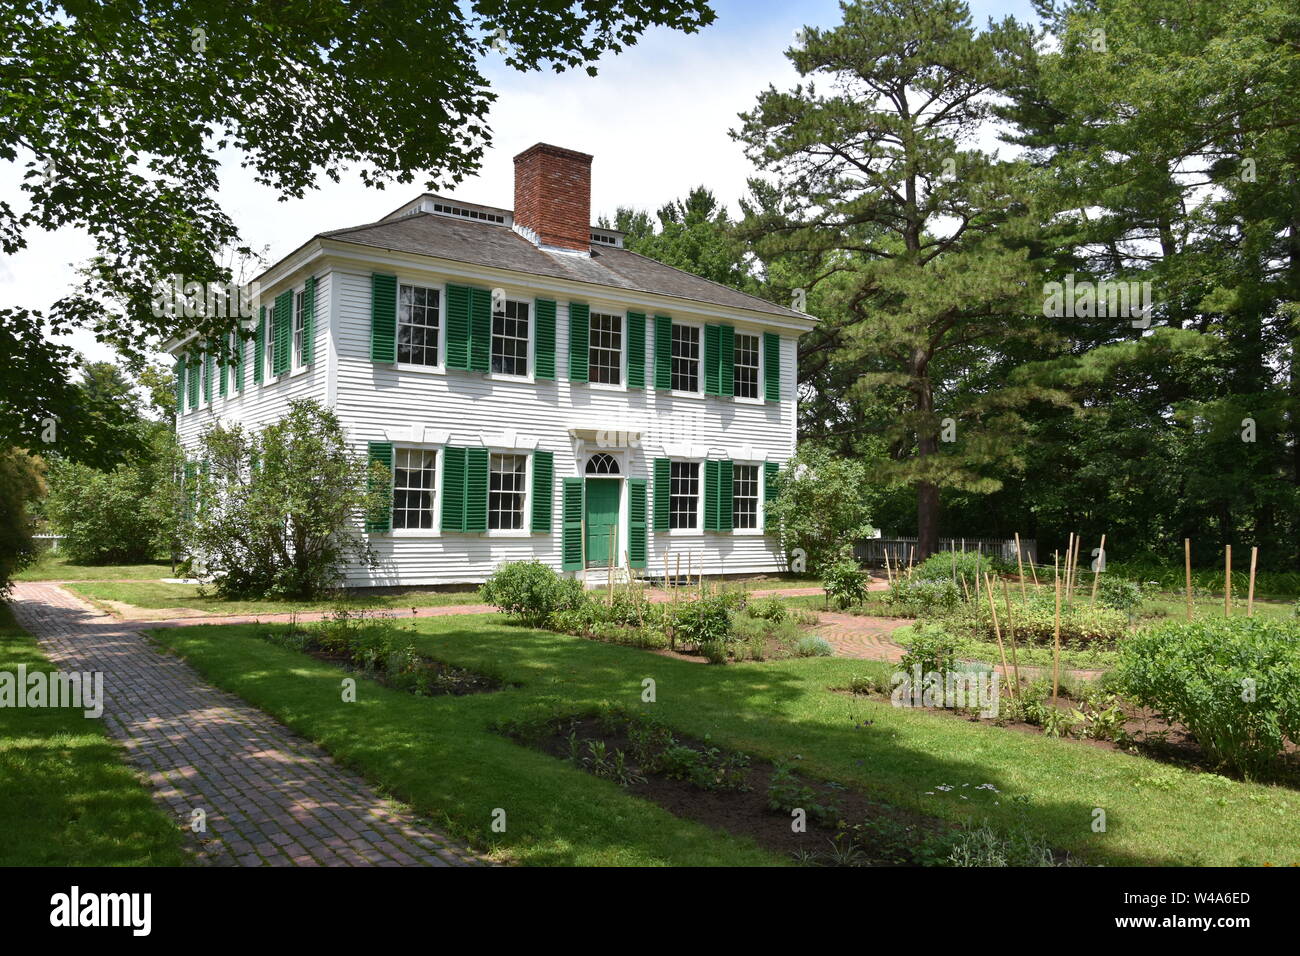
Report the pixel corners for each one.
[15,552,175,582]
[66,581,483,617]
[146,612,1300,867]
[0,603,188,866]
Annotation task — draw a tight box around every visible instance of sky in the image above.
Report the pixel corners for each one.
[0,0,1038,368]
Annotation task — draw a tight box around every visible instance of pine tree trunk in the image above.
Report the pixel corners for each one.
[913,350,940,559]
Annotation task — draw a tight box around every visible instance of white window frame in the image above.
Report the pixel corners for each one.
[292,287,306,371]
[669,320,704,397]
[732,330,763,403]
[486,450,532,537]
[666,458,703,535]
[488,297,533,381]
[396,280,446,373]
[587,309,625,389]
[265,309,276,384]
[390,445,442,537]
[730,461,764,533]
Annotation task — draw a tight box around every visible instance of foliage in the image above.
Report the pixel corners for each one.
[187,399,384,598]
[794,635,833,658]
[766,760,841,827]
[898,624,958,676]
[670,593,735,646]
[44,457,156,564]
[944,826,1063,867]
[822,551,867,609]
[914,550,1006,583]
[944,595,1129,647]
[0,449,45,592]
[480,560,585,626]
[885,577,962,615]
[764,445,876,572]
[1115,618,1300,778]
[1096,577,1143,613]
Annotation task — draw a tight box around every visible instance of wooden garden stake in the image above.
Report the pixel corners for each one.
[960,573,971,603]
[1184,538,1193,621]
[1090,534,1106,604]
[1071,534,1083,602]
[984,572,1010,685]
[1064,533,1074,604]
[907,546,915,577]
[1028,555,1039,587]
[1014,532,1028,603]
[1052,552,1062,706]
[1248,546,1258,618]
[883,546,893,585]
[607,526,616,607]
[1001,579,1021,697]
[1224,544,1232,618]
[675,552,682,596]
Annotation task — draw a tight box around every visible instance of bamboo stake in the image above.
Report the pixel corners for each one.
[1052,552,1062,706]
[607,526,616,607]
[1071,533,1083,603]
[675,552,681,596]
[1014,532,1028,604]
[1028,554,1039,587]
[1090,534,1106,604]
[907,546,915,578]
[1184,538,1193,621]
[1001,579,1021,697]
[883,545,894,585]
[1224,544,1232,617]
[1248,546,1258,618]
[984,572,1010,686]
[960,573,971,603]
[1063,533,1074,603]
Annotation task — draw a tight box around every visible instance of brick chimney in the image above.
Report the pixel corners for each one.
[513,143,592,253]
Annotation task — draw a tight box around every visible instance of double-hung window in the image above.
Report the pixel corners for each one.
[492,299,530,376]
[292,290,306,369]
[671,323,701,392]
[732,463,760,529]
[733,332,760,399]
[489,453,528,530]
[669,461,700,529]
[589,311,622,385]
[392,449,438,530]
[398,284,440,366]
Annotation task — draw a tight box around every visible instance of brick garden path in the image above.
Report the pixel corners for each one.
[8,581,488,868]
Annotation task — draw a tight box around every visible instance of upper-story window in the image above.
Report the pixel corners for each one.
[492,299,530,376]
[589,311,622,385]
[671,324,701,392]
[266,313,276,380]
[732,463,760,529]
[399,283,440,366]
[489,453,528,530]
[293,289,306,369]
[734,332,760,399]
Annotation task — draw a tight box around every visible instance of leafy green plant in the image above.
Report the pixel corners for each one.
[700,639,729,665]
[795,635,833,657]
[672,593,734,646]
[1097,577,1143,613]
[766,761,841,826]
[1114,617,1300,777]
[749,595,788,622]
[823,552,867,609]
[945,825,1064,867]
[480,560,586,626]
[885,577,961,614]
[898,623,958,675]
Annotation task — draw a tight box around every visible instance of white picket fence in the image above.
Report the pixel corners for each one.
[855,536,1037,568]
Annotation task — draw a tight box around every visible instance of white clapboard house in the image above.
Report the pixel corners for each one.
[169,143,816,586]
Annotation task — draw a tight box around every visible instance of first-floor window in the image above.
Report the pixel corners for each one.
[399,283,440,366]
[492,299,530,375]
[669,461,699,529]
[589,311,622,385]
[489,453,527,530]
[734,332,759,399]
[392,448,437,529]
[293,289,306,368]
[732,463,760,529]
[671,323,700,392]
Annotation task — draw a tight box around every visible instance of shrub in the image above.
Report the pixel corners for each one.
[1114,617,1300,778]
[795,635,833,657]
[480,560,586,626]
[764,445,877,573]
[823,552,867,609]
[749,595,788,622]
[700,640,729,664]
[885,577,961,614]
[913,550,1004,583]
[671,593,733,646]
[44,457,156,564]
[945,596,1128,646]
[1097,577,1143,612]
[898,623,958,675]
[0,449,44,592]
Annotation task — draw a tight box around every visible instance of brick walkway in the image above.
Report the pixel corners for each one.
[7,582,487,867]
[813,612,912,662]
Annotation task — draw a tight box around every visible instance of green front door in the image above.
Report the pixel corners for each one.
[584,478,620,568]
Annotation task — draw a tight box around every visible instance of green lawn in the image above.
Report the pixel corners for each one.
[66,581,484,617]
[15,553,175,582]
[0,604,188,866]
[146,613,1300,867]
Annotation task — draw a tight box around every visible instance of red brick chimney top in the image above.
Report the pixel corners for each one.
[513,143,593,253]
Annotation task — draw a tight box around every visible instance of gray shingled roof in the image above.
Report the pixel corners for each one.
[317,212,806,320]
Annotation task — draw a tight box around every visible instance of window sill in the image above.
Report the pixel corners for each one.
[668,389,705,400]
[486,372,534,385]
[586,381,627,392]
[394,362,447,375]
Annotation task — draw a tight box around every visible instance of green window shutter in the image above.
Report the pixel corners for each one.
[764,331,781,402]
[441,447,467,532]
[764,461,780,534]
[568,302,589,382]
[302,275,317,365]
[718,460,734,532]
[174,356,185,413]
[653,458,671,531]
[535,298,557,379]
[626,311,646,389]
[365,442,394,532]
[186,352,199,409]
[531,450,553,532]
[465,447,488,532]
[653,315,672,389]
[273,291,292,376]
[218,340,228,397]
[370,273,397,363]
[719,325,735,397]
[254,307,265,384]
[469,287,491,372]
[703,459,720,531]
[203,348,214,402]
[234,333,245,392]
[445,284,470,370]
[561,478,584,571]
[704,324,721,395]
[628,478,647,568]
